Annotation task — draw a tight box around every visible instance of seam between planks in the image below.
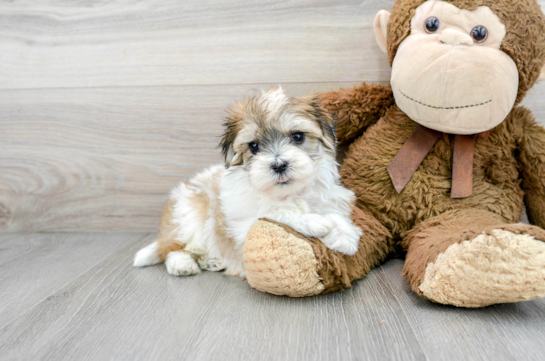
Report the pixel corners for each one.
[376,267,428,361]
[0,80,391,92]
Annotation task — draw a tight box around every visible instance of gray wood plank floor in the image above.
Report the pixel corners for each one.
[1,233,544,361]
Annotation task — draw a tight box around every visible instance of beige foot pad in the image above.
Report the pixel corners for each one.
[420,229,545,307]
[243,220,324,297]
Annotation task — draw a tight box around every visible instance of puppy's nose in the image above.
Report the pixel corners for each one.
[271,161,289,174]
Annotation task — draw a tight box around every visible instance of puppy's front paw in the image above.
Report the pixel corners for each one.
[300,214,335,238]
[320,227,360,256]
[197,256,226,272]
[165,251,201,276]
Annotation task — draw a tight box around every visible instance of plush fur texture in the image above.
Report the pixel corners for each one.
[245,102,545,300]
[326,82,395,145]
[134,88,362,277]
[419,228,545,307]
[244,208,394,295]
[243,0,545,306]
[244,219,325,297]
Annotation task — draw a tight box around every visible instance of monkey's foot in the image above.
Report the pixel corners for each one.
[419,228,545,307]
[243,220,325,297]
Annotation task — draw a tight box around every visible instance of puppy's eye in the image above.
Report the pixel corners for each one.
[249,141,260,154]
[424,17,440,33]
[471,25,488,43]
[291,132,305,144]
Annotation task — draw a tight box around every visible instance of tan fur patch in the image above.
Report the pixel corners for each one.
[155,198,185,261]
[156,167,237,266]
[187,180,210,224]
[209,169,241,275]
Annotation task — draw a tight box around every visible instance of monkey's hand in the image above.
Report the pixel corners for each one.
[318,82,394,145]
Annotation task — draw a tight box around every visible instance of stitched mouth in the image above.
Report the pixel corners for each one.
[400,90,492,110]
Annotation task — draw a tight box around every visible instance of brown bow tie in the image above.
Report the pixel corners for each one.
[387,125,489,199]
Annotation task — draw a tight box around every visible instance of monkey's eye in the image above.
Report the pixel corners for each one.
[424,17,440,33]
[249,141,260,154]
[471,26,488,43]
[291,132,305,144]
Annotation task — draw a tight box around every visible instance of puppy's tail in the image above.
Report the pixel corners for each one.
[133,241,162,267]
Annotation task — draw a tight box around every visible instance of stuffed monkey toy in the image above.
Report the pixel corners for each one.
[242,0,545,307]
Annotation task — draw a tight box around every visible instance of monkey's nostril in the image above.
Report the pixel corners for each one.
[271,162,289,174]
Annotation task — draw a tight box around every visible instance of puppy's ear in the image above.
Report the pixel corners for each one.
[306,95,337,152]
[219,119,243,169]
[317,107,337,150]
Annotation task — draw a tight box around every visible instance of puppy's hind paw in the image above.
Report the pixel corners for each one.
[165,251,201,276]
[197,256,226,272]
[320,227,360,256]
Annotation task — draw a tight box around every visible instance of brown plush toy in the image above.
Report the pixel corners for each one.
[242,0,545,307]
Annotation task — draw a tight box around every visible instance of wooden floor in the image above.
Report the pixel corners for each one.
[2,1,545,360]
[0,232,544,361]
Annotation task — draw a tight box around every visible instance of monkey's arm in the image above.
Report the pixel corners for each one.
[319,82,394,145]
[517,112,545,228]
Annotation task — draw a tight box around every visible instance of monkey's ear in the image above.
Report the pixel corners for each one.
[373,10,390,55]
[538,64,545,82]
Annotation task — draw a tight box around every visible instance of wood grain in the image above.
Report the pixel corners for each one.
[1,233,545,361]
[0,232,151,328]
[0,0,394,89]
[1,0,542,89]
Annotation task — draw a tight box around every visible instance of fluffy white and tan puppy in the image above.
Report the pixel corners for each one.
[133,88,362,277]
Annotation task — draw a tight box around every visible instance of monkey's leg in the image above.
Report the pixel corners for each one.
[403,209,545,307]
[243,207,394,297]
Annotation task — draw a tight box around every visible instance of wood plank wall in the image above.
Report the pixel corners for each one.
[1,0,544,232]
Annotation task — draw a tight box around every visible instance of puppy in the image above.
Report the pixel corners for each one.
[133,88,362,277]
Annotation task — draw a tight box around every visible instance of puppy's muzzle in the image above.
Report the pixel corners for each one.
[271,161,289,174]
